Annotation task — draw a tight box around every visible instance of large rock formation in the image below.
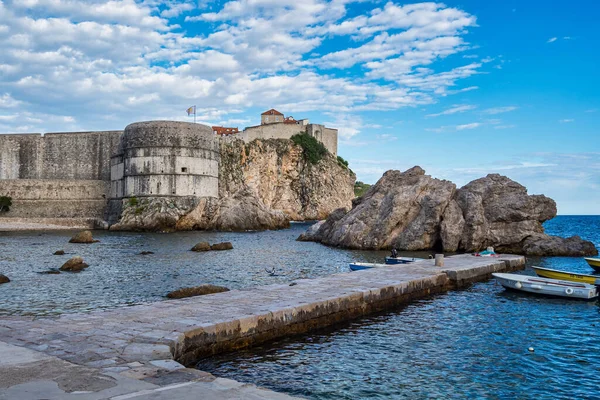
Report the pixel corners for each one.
[110,138,354,232]
[219,138,355,221]
[301,167,597,256]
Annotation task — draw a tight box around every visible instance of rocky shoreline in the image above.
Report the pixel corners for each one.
[299,166,597,257]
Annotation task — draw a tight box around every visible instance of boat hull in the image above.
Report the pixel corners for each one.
[584,258,600,271]
[493,273,598,300]
[349,262,388,271]
[533,267,600,285]
[385,257,421,265]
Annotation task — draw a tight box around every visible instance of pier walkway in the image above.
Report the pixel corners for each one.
[0,254,524,399]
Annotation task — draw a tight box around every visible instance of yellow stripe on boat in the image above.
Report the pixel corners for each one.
[584,258,600,269]
[533,266,600,285]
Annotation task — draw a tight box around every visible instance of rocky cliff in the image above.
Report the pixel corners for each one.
[109,138,355,231]
[299,167,597,256]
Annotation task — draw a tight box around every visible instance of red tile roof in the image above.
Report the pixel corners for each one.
[261,109,283,116]
[212,126,239,135]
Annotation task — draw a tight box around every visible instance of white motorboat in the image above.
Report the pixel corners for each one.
[492,273,598,300]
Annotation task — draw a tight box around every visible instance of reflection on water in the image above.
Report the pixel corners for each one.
[0,222,430,316]
[198,278,600,400]
[198,216,600,399]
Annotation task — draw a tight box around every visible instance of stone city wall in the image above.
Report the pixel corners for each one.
[0,131,122,181]
[238,123,338,156]
[0,179,108,219]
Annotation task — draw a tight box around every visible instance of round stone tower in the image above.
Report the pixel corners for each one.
[109,121,219,200]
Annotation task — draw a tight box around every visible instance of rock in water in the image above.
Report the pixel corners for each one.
[0,274,10,284]
[210,242,233,251]
[301,167,456,250]
[450,174,556,252]
[297,220,326,241]
[139,251,154,255]
[300,167,597,256]
[166,284,230,299]
[60,256,89,272]
[53,250,65,255]
[191,242,211,252]
[69,231,95,244]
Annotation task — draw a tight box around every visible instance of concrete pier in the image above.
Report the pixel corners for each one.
[0,254,524,399]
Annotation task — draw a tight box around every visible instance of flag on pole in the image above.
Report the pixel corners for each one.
[186,106,196,115]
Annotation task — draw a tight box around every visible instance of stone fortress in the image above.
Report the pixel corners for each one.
[0,109,340,228]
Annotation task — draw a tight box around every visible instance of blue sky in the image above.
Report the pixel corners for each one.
[0,0,598,214]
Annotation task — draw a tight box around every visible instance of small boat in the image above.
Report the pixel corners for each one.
[385,257,423,265]
[584,257,600,271]
[493,273,598,300]
[533,266,600,285]
[349,262,389,271]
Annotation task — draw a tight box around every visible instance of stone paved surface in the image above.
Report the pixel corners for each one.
[0,254,524,399]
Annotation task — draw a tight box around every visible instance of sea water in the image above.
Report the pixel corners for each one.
[197,216,600,399]
[0,223,425,316]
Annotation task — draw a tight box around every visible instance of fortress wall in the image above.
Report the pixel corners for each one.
[41,131,123,181]
[0,131,122,181]
[111,121,220,200]
[239,123,338,156]
[0,179,108,219]
[0,134,44,179]
[307,124,338,157]
[240,123,305,143]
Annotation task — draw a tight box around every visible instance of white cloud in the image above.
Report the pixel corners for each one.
[559,119,574,123]
[547,37,557,43]
[482,106,517,115]
[456,122,480,130]
[0,0,492,134]
[426,104,476,117]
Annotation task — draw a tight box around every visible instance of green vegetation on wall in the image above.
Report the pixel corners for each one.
[0,196,12,212]
[291,132,328,164]
[337,155,349,168]
[354,181,371,197]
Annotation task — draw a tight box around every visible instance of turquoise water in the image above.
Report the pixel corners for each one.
[198,216,600,399]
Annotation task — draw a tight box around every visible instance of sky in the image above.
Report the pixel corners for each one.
[0,0,598,214]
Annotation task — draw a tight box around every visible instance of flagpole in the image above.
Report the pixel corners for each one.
[194,106,196,124]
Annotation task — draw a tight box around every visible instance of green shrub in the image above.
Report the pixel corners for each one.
[0,196,12,212]
[354,181,371,197]
[291,132,328,164]
[337,155,349,168]
[128,197,139,207]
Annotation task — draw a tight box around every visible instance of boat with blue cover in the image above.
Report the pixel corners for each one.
[385,256,424,265]
[349,262,389,271]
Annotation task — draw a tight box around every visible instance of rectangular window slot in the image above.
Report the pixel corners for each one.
[181,167,188,173]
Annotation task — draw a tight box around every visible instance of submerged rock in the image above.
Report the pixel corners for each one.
[60,256,89,272]
[139,251,154,255]
[0,274,10,284]
[166,284,230,299]
[210,242,233,251]
[38,269,61,275]
[191,242,211,252]
[53,250,65,255]
[300,167,597,256]
[69,231,96,244]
